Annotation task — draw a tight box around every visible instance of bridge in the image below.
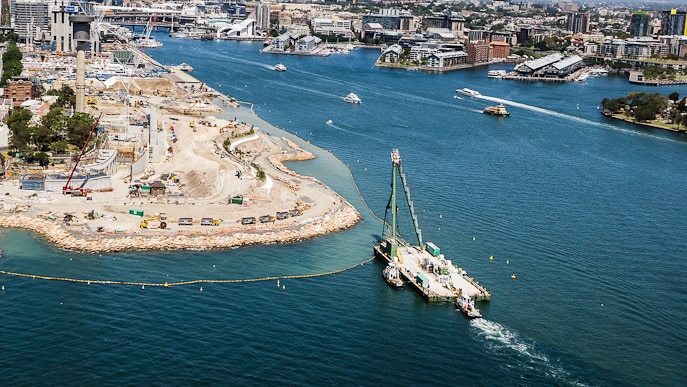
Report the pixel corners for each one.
[96,6,199,32]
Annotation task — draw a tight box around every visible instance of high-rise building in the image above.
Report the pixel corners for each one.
[256,2,270,31]
[13,0,50,42]
[567,12,590,34]
[630,11,651,37]
[660,9,687,36]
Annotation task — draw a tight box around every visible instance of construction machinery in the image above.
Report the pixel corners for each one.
[140,216,167,229]
[63,112,103,195]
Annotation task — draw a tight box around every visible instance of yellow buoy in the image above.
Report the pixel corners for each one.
[489,255,494,261]
[511,273,516,279]
[163,282,169,288]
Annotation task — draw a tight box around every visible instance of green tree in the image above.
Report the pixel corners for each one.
[6,107,32,150]
[65,112,96,147]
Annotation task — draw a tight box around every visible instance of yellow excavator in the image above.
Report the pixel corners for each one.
[140,216,167,229]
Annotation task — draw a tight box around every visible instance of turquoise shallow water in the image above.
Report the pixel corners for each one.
[1,34,686,386]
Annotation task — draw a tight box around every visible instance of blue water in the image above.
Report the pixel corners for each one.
[2,35,686,386]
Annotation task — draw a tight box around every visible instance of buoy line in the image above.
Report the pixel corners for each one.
[0,257,375,288]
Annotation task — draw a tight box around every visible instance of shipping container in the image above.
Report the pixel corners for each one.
[416,273,430,288]
[426,242,440,257]
[129,209,144,217]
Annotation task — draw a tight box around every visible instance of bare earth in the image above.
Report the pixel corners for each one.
[0,77,361,252]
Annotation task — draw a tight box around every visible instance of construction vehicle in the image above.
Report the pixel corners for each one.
[259,215,276,223]
[201,217,220,226]
[63,113,103,195]
[140,216,167,229]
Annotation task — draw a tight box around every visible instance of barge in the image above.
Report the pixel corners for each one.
[374,149,491,303]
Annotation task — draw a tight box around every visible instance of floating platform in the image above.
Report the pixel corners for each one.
[375,241,490,303]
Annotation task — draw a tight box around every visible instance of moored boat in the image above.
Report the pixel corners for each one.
[344,92,361,104]
[455,293,482,318]
[487,70,507,78]
[455,88,481,97]
[483,103,510,117]
[178,63,193,72]
[383,262,405,288]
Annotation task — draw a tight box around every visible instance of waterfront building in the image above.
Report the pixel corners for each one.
[515,52,564,76]
[465,41,490,64]
[295,36,321,53]
[491,31,518,47]
[426,51,467,68]
[489,41,511,59]
[630,11,651,37]
[660,9,687,36]
[380,44,403,63]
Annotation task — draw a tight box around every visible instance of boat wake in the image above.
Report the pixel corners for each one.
[472,94,686,144]
[470,319,588,387]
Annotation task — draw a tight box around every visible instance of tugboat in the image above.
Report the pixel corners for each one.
[456,293,482,318]
[483,103,510,117]
[383,262,405,288]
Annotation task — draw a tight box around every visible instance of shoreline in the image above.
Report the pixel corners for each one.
[1,53,363,253]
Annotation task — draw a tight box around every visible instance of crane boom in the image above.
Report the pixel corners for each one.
[63,113,103,193]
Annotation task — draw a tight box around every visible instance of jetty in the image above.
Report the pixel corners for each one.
[374,149,490,303]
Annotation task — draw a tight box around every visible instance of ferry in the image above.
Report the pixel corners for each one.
[455,88,481,97]
[483,103,510,117]
[344,92,361,104]
[455,293,482,318]
[487,70,507,78]
[274,63,287,72]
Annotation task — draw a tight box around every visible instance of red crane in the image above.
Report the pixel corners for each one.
[63,112,103,194]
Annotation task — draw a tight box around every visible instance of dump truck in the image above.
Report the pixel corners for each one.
[201,218,220,226]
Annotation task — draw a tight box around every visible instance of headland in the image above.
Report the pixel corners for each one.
[1,53,362,253]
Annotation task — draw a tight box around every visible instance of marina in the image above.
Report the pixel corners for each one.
[373,149,491,303]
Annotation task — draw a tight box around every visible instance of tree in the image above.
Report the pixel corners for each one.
[668,92,680,102]
[66,112,96,148]
[7,107,32,150]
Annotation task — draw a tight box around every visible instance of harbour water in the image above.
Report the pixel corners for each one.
[1,34,686,385]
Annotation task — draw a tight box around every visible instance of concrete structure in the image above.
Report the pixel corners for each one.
[71,14,94,114]
[567,12,590,34]
[14,0,50,43]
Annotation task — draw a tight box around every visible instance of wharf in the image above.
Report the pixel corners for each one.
[374,242,490,303]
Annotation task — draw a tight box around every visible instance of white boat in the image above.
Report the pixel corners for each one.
[383,262,405,288]
[455,88,481,97]
[344,92,361,104]
[133,38,163,48]
[274,63,286,72]
[455,293,482,318]
[326,119,333,125]
[588,68,609,76]
[487,70,507,78]
[178,63,193,72]
[576,73,589,82]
